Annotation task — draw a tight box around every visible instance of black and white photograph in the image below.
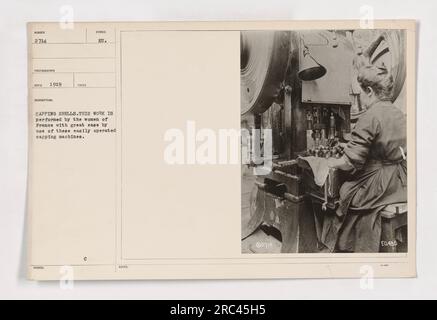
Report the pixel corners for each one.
[7,0,437,302]
[241,29,407,254]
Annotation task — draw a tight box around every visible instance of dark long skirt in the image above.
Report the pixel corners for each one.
[320,160,407,252]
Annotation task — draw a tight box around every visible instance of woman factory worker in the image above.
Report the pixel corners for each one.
[322,64,407,252]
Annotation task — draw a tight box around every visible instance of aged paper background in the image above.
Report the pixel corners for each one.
[27,20,416,280]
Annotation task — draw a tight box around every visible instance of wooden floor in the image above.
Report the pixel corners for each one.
[241,229,282,254]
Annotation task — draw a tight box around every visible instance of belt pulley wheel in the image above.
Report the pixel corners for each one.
[240,31,291,115]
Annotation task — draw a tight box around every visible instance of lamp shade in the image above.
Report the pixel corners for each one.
[298,53,327,81]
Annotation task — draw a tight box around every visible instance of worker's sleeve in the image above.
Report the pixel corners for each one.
[343,112,381,171]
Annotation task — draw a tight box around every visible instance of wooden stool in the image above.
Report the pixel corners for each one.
[380,203,408,253]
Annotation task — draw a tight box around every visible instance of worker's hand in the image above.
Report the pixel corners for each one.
[327,158,341,169]
[338,142,347,150]
[327,155,355,171]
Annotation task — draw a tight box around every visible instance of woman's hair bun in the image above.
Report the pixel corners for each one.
[376,65,389,76]
[357,64,393,100]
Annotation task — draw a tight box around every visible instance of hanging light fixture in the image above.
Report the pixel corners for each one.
[298,37,327,81]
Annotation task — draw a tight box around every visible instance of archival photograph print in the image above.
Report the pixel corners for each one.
[241,29,407,254]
